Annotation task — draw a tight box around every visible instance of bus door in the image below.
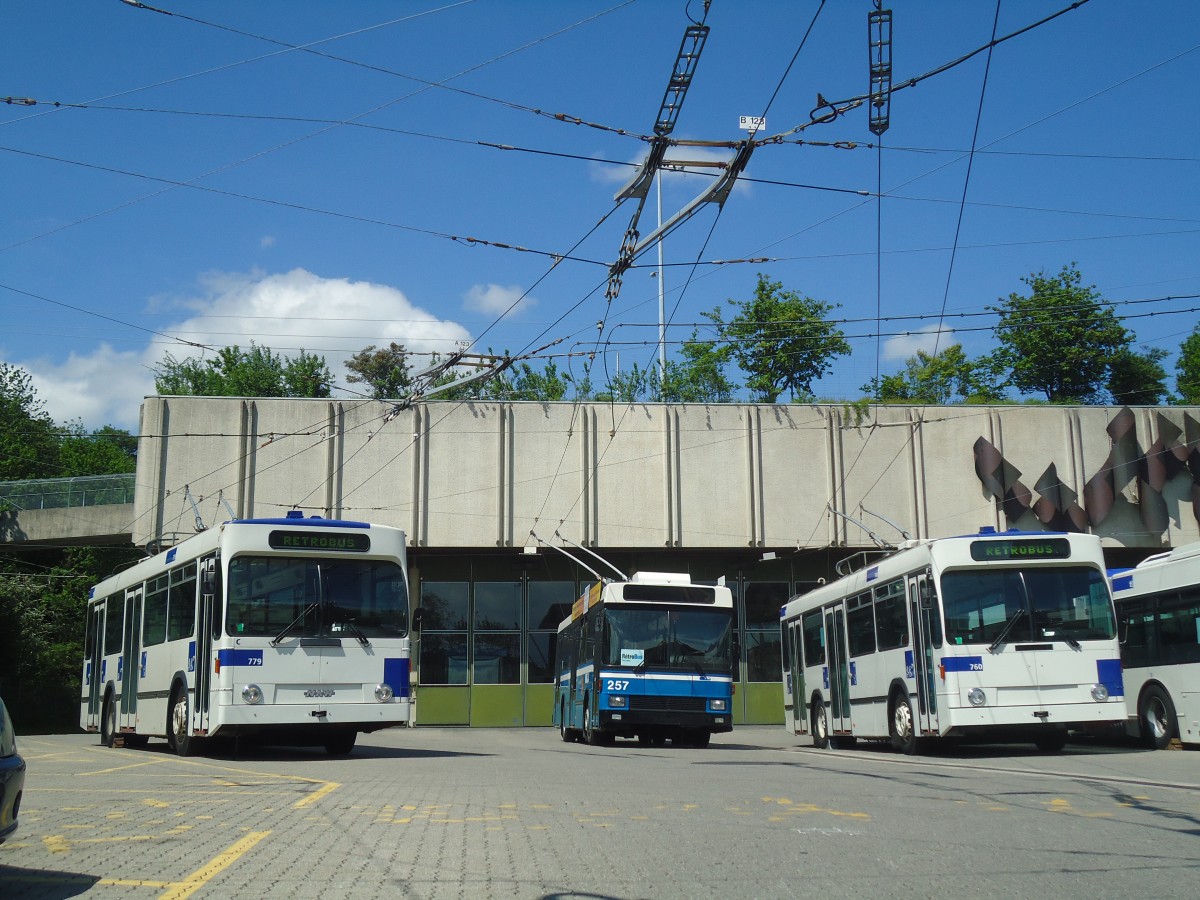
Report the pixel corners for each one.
[119,587,143,730]
[787,621,806,733]
[85,603,105,730]
[907,573,939,735]
[825,605,852,733]
[193,557,217,735]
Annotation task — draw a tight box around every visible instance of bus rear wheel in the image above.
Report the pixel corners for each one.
[1139,685,1176,751]
[890,693,918,755]
[168,685,194,757]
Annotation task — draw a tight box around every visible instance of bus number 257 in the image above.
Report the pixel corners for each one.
[605,680,629,692]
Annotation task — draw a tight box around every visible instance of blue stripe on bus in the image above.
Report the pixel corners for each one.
[1110,573,1133,592]
[941,656,983,672]
[384,658,411,698]
[1097,658,1124,698]
[217,649,263,667]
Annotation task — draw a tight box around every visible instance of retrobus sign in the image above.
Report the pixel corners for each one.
[969,538,1071,561]
[268,530,371,552]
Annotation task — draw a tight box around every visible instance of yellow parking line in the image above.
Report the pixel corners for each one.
[157,830,271,900]
[294,781,340,809]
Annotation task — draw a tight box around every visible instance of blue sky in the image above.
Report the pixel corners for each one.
[2,0,1197,432]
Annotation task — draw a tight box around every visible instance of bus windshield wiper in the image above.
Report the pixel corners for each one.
[1045,629,1081,651]
[987,608,1026,654]
[271,602,318,646]
[330,608,371,646]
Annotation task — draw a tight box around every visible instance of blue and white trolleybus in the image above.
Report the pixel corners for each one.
[553,572,735,747]
[781,529,1124,753]
[81,512,413,755]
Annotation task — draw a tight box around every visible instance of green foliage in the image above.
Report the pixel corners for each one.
[505,360,570,401]
[658,332,736,403]
[0,362,60,480]
[705,274,850,403]
[988,265,1129,403]
[57,422,138,476]
[1107,346,1170,406]
[1176,325,1200,405]
[0,547,140,697]
[344,342,413,400]
[863,344,1005,405]
[153,343,333,398]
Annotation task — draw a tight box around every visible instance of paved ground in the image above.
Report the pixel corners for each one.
[2,727,1198,899]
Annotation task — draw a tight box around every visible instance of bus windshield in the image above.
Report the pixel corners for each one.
[225,556,409,639]
[941,565,1115,646]
[602,607,733,673]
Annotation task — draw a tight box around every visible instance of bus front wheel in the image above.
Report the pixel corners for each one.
[890,693,918,755]
[559,703,574,743]
[583,700,602,747]
[168,686,194,757]
[100,690,116,748]
[811,701,830,750]
[324,730,357,756]
[1139,685,1176,751]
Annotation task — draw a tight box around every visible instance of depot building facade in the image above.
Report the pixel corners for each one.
[131,397,1200,727]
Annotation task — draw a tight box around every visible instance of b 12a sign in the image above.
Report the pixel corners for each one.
[739,116,766,133]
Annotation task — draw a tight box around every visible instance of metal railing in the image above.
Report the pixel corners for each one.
[0,474,135,511]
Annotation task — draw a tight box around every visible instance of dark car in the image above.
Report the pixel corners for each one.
[0,694,26,845]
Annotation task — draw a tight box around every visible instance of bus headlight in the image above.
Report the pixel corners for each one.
[608,695,627,708]
[967,688,986,707]
[710,699,727,712]
[242,684,263,705]
[374,683,394,702]
[1091,683,1109,702]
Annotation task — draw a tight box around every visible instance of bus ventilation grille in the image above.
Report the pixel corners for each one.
[629,696,706,712]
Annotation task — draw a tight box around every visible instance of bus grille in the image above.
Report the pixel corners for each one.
[629,696,706,712]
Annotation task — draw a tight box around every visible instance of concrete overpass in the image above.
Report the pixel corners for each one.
[0,475,134,546]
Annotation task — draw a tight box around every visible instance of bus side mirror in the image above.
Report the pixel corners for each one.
[411,607,424,633]
[919,582,934,609]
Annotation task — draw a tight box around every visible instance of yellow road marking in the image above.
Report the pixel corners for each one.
[294,780,340,809]
[157,830,271,900]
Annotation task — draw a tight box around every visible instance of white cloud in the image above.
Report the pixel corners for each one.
[9,268,472,432]
[260,235,276,248]
[882,326,957,362]
[463,283,536,316]
[17,344,154,432]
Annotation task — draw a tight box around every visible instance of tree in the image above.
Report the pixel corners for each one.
[153,343,332,398]
[705,274,850,403]
[658,332,736,403]
[1107,346,1170,406]
[505,360,570,401]
[344,342,413,400]
[1177,325,1200,405]
[57,423,138,477]
[863,344,1004,405]
[988,265,1128,403]
[0,362,61,480]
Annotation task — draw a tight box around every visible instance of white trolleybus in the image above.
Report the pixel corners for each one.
[81,512,413,755]
[781,528,1124,753]
[553,573,735,747]
[1111,542,1200,749]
